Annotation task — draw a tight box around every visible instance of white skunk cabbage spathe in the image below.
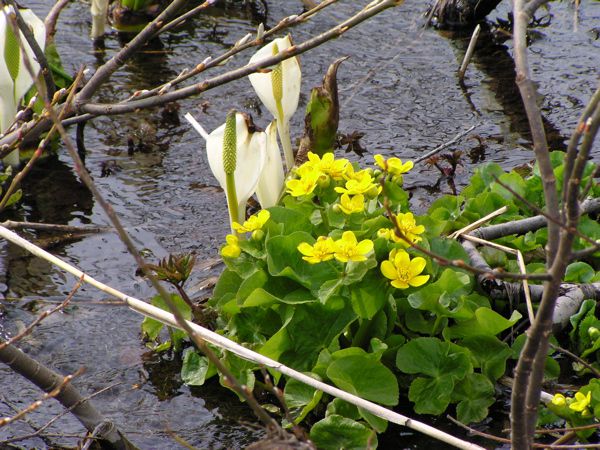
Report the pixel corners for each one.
[255,120,284,209]
[91,0,109,40]
[185,111,267,232]
[0,5,46,167]
[248,35,300,170]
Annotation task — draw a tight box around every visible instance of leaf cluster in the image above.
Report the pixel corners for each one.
[143,152,600,446]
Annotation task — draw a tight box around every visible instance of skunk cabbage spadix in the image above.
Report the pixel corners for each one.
[198,112,267,231]
[0,5,46,167]
[255,120,284,209]
[248,35,300,170]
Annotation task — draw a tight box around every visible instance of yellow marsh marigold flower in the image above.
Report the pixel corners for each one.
[551,393,567,407]
[381,249,429,289]
[374,154,414,177]
[306,152,349,180]
[333,231,373,263]
[233,210,270,233]
[338,193,365,215]
[569,391,592,414]
[221,234,241,258]
[298,236,335,264]
[335,170,381,197]
[286,168,319,197]
[391,212,425,246]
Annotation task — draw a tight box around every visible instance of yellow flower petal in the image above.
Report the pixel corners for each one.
[381,249,429,290]
[381,260,397,280]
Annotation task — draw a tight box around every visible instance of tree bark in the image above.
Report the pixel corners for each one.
[0,341,135,449]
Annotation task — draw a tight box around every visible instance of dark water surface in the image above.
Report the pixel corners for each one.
[0,0,599,448]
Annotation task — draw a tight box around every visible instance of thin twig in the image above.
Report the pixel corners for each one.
[44,0,70,43]
[3,383,121,444]
[549,343,600,378]
[77,0,403,117]
[0,220,110,234]
[0,369,83,428]
[0,70,84,211]
[458,24,481,81]
[448,415,600,448]
[74,0,189,107]
[0,276,82,351]
[414,122,482,163]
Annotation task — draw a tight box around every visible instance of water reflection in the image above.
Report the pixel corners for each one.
[448,24,569,150]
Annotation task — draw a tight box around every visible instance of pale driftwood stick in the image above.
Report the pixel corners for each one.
[458,24,480,81]
[0,225,484,450]
[414,122,481,163]
[471,197,600,241]
[0,342,133,449]
[0,220,110,233]
[461,239,600,329]
[0,278,80,351]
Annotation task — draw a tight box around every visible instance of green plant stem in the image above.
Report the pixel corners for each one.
[319,206,330,230]
[225,172,239,232]
[278,117,294,170]
[351,318,373,349]
[432,315,445,336]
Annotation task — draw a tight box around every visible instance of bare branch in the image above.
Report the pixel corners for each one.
[0,277,82,351]
[44,0,70,43]
[0,368,83,428]
[74,0,189,107]
[76,0,403,117]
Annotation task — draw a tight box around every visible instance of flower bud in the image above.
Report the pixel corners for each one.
[317,174,330,189]
[251,229,265,241]
[366,184,380,198]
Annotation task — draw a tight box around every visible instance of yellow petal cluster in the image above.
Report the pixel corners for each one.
[297,236,335,264]
[221,234,241,258]
[298,231,373,264]
[551,393,566,407]
[569,391,592,415]
[380,249,429,289]
[338,193,364,215]
[286,169,320,197]
[233,210,271,233]
[374,154,413,177]
[333,231,373,263]
[390,212,425,246]
[335,169,381,197]
[306,152,349,180]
